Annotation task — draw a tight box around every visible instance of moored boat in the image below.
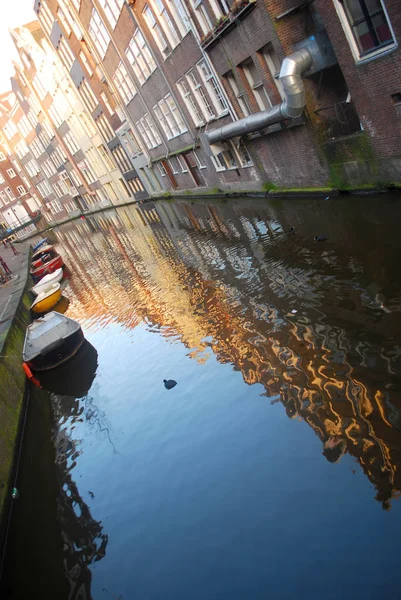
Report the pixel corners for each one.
[31,283,62,314]
[22,311,85,371]
[32,238,48,252]
[30,245,64,280]
[31,268,63,296]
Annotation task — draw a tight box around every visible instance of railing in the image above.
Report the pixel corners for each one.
[200,0,256,49]
[0,211,43,239]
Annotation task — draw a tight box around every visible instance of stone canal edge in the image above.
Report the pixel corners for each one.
[0,244,32,558]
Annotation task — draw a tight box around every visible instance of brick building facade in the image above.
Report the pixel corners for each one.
[3,0,400,198]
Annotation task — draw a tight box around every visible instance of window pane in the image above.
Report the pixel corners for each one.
[372,13,392,44]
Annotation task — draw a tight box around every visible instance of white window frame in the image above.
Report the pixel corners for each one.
[262,44,285,100]
[17,185,26,196]
[157,162,167,176]
[242,59,272,111]
[0,173,4,184]
[0,153,5,161]
[6,169,16,178]
[144,5,169,55]
[177,78,203,126]
[79,50,93,77]
[113,62,137,105]
[225,72,250,116]
[99,0,124,29]
[190,0,212,35]
[136,114,162,149]
[5,187,16,201]
[333,0,397,63]
[100,92,114,115]
[153,0,180,49]
[186,69,214,121]
[153,94,187,140]
[126,30,157,85]
[89,8,111,59]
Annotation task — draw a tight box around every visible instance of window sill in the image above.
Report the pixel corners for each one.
[355,42,398,66]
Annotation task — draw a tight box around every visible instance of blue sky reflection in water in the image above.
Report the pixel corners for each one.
[15,196,401,598]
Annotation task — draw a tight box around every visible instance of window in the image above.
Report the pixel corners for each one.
[98,145,115,170]
[38,130,51,148]
[167,0,191,37]
[167,158,178,174]
[63,131,80,154]
[5,187,16,201]
[57,37,75,70]
[136,114,162,149]
[153,94,187,139]
[89,9,110,59]
[100,92,114,115]
[7,169,16,178]
[78,79,98,112]
[99,0,124,29]
[48,104,63,128]
[18,115,33,137]
[225,71,250,116]
[211,140,253,171]
[144,5,168,54]
[33,75,47,100]
[241,58,272,111]
[177,78,203,126]
[17,185,26,196]
[25,160,40,177]
[30,138,43,159]
[79,113,96,137]
[0,191,6,206]
[0,153,5,161]
[27,109,38,129]
[126,30,156,85]
[186,70,214,121]
[236,140,253,167]
[51,145,67,168]
[153,0,180,48]
[120,130,140,155]
[157,162,167,176]
[42,158,57,178]
[261,44,284,100]
[79,50,93,77]
[193,149,206,168]
[36,1,54,35]
[57,7,72,36]
[189,0,212,35]
[0,173,4,183]
[78,160,96,184]
[37,180,53,199]
[95,113,115,142]
[15,140,29,159]
[28,94,42,117]
[337,0,395,58]
[3,121,18,140]
[111,146,131,172]
[113,62,137,104]
[197,60,228,115]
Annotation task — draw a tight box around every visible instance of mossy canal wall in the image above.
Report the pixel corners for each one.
[0,249,31,541]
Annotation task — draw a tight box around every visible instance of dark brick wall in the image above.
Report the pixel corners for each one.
[315,0,401,159]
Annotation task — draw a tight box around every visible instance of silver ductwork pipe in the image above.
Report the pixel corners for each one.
[205,48,312,146]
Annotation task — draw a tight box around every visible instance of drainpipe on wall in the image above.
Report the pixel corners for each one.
[204,48,312,147]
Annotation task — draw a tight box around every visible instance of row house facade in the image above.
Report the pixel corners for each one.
[0,93,44,238]
[6,19,146,228]
[31,0,401,193]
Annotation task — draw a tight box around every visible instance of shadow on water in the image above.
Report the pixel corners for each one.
[2,194,401,598]
[1,340,107,600]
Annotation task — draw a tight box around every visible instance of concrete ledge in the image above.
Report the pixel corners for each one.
[0,247,31,541]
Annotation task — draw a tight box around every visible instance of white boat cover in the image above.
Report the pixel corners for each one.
[31,268,63,296]
[23,311,81,362]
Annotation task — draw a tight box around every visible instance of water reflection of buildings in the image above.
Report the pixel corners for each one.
[54,199,401,509]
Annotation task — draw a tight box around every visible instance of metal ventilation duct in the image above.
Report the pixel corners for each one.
[205,47,313,147]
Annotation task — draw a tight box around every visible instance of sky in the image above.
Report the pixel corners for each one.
[0,0,36,92]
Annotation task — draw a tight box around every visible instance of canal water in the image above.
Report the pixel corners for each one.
[2,194,401,599]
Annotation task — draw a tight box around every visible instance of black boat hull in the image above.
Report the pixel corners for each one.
[27,329,85,372]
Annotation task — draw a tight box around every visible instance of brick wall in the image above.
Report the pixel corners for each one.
[316,0,401,159]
